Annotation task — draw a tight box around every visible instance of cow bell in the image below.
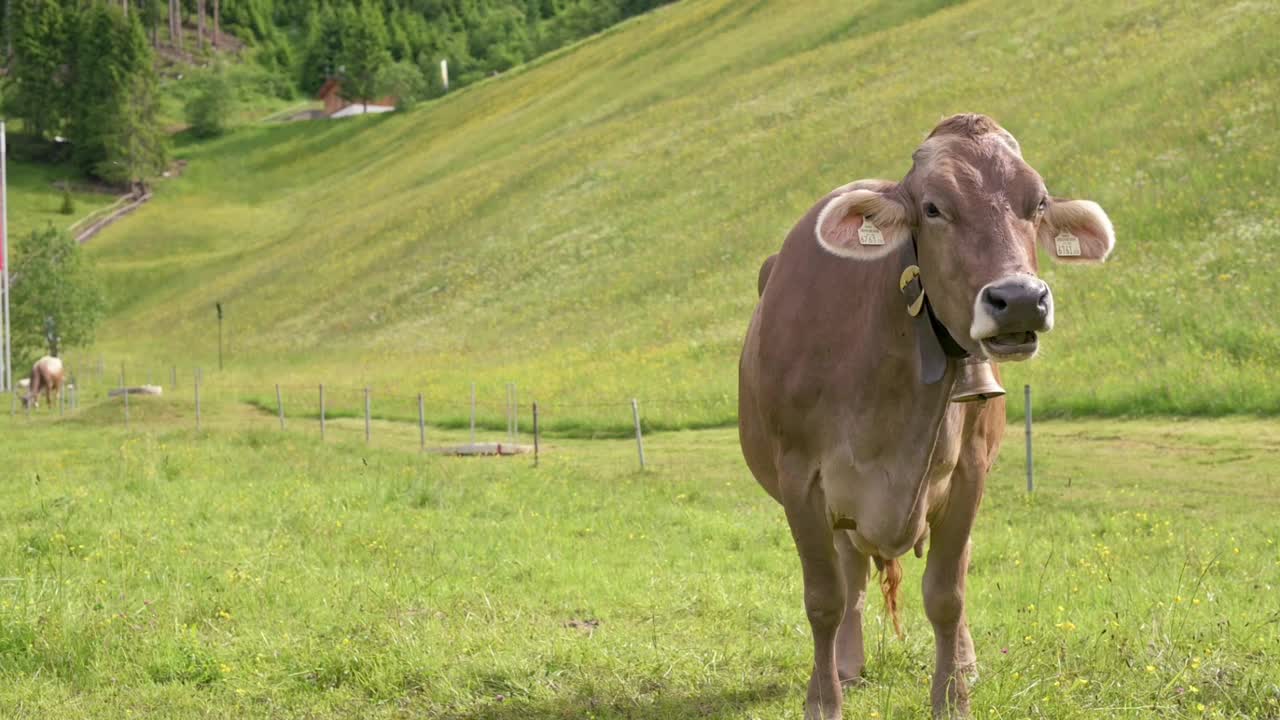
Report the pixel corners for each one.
[951,357,1006,403]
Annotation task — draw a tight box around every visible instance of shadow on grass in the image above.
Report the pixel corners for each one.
[436,682,790,720]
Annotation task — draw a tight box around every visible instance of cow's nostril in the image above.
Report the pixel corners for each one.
[984,287,1008,313]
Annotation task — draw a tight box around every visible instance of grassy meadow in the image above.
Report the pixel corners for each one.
[1,401,1278,718]
[4,1,1280,718]
[69,0,1280,427]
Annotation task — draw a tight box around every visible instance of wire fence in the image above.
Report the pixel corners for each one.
[1,357,740,473]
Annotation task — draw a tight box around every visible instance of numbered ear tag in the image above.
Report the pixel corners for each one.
[1054,231,1081,257]
[858,218,884,246]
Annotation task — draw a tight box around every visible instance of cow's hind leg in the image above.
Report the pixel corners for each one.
[834,530,869,685]
[780,461,845,720]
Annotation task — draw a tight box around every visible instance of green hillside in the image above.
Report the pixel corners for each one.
[83,0,1280,428]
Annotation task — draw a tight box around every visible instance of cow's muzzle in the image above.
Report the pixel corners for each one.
[970,276,1054,361]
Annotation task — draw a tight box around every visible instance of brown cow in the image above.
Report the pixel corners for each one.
[23,356,65,409]
[739,114,1114,718]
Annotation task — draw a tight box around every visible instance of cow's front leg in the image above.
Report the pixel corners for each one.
[834,530,869,684]
[958,610,977,680]
[781,465,845,720]
[923,464,984,717]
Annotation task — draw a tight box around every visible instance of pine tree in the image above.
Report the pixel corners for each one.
[299,4,346,94]
[70,5,167,186]
[9,0,70,140]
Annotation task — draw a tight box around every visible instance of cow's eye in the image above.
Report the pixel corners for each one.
[924,202,941,219]
[1036,198,1048,215]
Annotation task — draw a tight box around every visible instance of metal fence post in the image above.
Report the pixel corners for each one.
[470,382,476,444]
[532,402,540,467]
[506,383,513,439]
[1025,384,1033,493]
[418,393,426,452]
[364,387,371,444]
[512,384,518,439]
[631,398,646,470]
[276,384,285,430]
[319,383,326,441]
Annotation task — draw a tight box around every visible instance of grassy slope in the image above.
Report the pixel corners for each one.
[4,159,121,244]
[1,407,1277,718]
[83,0,1280,426]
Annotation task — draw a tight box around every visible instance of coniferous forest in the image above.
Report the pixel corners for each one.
[1,0,676,185]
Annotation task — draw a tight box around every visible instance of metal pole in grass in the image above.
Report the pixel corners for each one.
[513,384,518,439]
[59,383,63,416]
[319,384,326,441]
[532,402,539,467]
[631,398,646,470]
[121,363,129,428]
[216,301,224,371]
[364,387,371,444]
[276,384,285,430]
[1025,384,1033,493]
[469,383,476,445]
[170,365,176,389]
[507,383,515,440]
[417,393,425,452]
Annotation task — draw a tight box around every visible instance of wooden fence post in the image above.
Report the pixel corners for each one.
[532,402,539,467]
[1025,384,1033,493]
[631,398,645,470]
[417,393,426,452]
[364,387,371,444]
[276,384,285,430]
[319,384,326,441]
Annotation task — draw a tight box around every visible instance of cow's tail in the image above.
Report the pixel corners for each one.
[876,556,904,640]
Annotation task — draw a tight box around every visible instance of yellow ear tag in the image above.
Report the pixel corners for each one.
[858,218,885,246]
[1054,231,1081,257]
[899,265,925,317]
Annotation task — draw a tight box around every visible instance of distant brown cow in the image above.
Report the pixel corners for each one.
[739,114,1115,718]
[23,356,65,409]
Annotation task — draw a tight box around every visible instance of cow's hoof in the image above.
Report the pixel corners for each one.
[838,670,867,688]
[804,703,842,720]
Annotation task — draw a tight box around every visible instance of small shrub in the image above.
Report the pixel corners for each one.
[184,71,236,138]
[377,61,427,111]
[59,186,75,215]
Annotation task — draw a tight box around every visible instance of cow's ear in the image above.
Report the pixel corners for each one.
[815,183,911,260]
[1039,199,1115,263]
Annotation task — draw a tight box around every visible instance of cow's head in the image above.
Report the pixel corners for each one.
[815,113,1114,361]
